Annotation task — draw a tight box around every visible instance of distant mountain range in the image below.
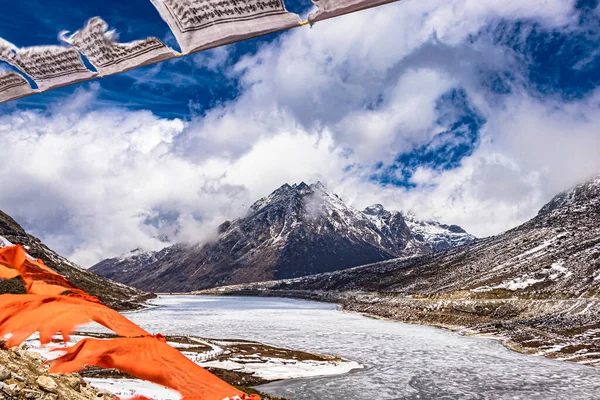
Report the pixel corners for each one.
[210,175,600,366]
[91,182,476,292]
[0,210,151,310]
[256,175,600,298]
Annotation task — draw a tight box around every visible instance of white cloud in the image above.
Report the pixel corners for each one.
[334,68,455,162]
[0,0,597,266]
[340,91,600,235]
[226,131,346,197]
[0,95,349,266]
[193,46,232,72]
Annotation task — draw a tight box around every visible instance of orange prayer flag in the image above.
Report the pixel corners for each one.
[0,294,150,347]
[18,258,90,298]
[0,264,19,279]
[0,245,94,299]
[0,245,27,279]
[2,246,260,400]
[48,336,260,400]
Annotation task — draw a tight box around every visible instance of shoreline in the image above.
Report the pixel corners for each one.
[194,290,600,368]
[18,330,360,400]
[334,296,600,368]
[338,305,539,364]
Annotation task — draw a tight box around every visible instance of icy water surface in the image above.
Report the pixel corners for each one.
[125,295,600,400]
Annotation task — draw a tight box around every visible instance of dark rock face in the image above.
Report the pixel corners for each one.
[0,210,152,311]
[91,182,475,292]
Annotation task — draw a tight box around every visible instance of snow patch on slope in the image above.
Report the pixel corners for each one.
[475,259,574,292]
[492,276,546,291]
[0,235,13,248]
[549,261,572,280]
[403,212,475,250]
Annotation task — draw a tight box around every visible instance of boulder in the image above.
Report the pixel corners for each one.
[36,376,57,393]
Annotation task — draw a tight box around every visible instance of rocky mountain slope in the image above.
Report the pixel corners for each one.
[363,205,474,253]
[255,175,600,298]
[209,175,600,366]
[0,210,152,311]
[91,182,475,292]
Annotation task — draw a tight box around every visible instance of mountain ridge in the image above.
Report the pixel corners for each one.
[91,182,476,292]
[243,176,600,297]
[208,174,600,366]
[0,210,152,310]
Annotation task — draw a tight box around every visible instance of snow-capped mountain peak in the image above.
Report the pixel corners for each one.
[363,204,387,216]
[362,204,476,253]
[91,182,476,292]
[400,211,474,251]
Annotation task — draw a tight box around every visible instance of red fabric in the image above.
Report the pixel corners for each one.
[0,245,92,298]
[1,244,261,400]
[49,336,258,400]
[0,246,26,279]
[0,294,150,347]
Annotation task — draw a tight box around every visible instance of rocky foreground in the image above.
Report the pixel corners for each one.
[0,346,115,400]
[0,349,285,400]
[0,331,358,400]
[0,344,287,400]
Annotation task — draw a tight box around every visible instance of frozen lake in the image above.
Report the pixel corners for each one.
[124,295,600,400]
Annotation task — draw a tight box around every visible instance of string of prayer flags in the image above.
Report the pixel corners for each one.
[60,17,179,76]
[149,0,302,55]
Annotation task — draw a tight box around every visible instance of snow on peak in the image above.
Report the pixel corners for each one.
[293,182,312,194]
[404,214,473,248]
[363,204,386,216]
[115,247,160,263]
[363,205,476,252]
[302,183,370,234]
[249,183,476,254]
[311,181,328,192]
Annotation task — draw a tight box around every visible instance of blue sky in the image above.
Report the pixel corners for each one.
[0,0,313,118]
[0,0,599,265]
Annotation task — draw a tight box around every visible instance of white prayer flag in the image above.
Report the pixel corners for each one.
[0,71,35,104]
[308,0,399,24]
[61,17,179,76]
[0,38,18,64]
[150,0,302,55]
[0,38,97,92]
